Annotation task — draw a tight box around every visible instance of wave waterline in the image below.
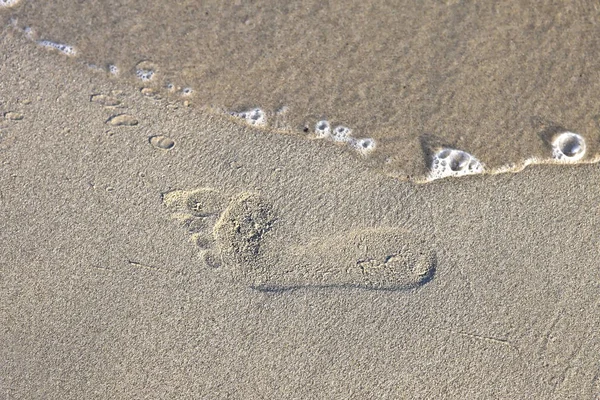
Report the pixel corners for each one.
[3,0,600,182]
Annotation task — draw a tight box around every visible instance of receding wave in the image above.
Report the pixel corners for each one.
[3,0,600,182]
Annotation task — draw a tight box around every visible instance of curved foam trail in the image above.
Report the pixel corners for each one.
[37,40,77,56]
[427,148,484,181]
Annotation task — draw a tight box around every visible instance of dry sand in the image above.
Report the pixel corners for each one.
[1,25,600,399]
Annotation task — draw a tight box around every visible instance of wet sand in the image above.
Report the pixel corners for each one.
[4,1,600,180]
[1,13,600,400]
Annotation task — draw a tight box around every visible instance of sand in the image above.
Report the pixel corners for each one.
[1,18,600,400]
[5,1,600,180]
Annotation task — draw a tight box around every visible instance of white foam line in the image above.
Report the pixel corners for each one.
[12,21,600,183]
[37,40,77,56]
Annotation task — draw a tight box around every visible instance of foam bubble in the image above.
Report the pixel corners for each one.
[135,61,157,82]
[0,0,21,8]
[314,120,331,138]
[37,40,77,56]
[552,132,585,162]
[136,69,154,81]
[429,148,484,180]
[231,108,266,126]
[350,137,377,154]
[182,87,193,96]
[331,125,353,142]
[108,65,119,75]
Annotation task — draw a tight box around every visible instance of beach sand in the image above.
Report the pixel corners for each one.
[1,19,600,400]
[6,1,600,180]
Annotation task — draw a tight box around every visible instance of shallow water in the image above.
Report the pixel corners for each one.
[3,0,600,181]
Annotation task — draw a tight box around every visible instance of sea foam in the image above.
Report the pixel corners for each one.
[429,148,484,181]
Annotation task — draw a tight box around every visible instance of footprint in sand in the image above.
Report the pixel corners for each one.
[162,188,231,268]
[261,228,437,292]
[162,188,436,291]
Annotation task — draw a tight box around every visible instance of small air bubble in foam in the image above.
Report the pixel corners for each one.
[429,148,484,180]
[165,83,176,92]
[182,87,193,96]
[552,132,585,163]
[108,65,119,75]
[231,108,266,126]
[135,61,157,82]
[314,120,331,138]
[331,126,353,142]
[136,69,154,81]
[350,138,376,154]
[37,40,77,56]
[0,0,21,8]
